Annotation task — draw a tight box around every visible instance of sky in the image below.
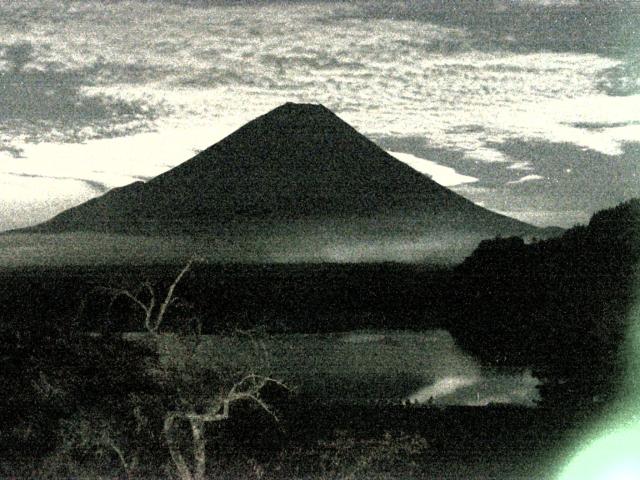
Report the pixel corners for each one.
[1,0,639,231]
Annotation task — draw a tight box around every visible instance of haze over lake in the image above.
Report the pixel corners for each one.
[138,329,540,407]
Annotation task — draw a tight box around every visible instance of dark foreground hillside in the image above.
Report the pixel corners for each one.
[1,392,585,480]
[1,200,638,479]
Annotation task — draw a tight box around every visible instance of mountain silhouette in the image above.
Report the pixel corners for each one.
[12,103,550,263]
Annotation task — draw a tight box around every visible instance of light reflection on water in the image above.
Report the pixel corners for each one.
[405,368,540,407]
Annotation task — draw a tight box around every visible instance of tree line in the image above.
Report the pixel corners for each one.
[447,198,640,410]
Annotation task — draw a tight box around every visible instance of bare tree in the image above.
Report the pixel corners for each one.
[98,258,288,480]
[163,370,287,480]
[99,257,198,338]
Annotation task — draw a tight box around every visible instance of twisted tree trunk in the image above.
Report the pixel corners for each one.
[164,413,194,480]
[190,418,207,480]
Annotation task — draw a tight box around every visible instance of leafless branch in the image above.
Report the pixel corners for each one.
[99,287,150,315]
[105,437,133,480]
[89,256,291,480]
[93,257,198,339]
[155,258,197,333]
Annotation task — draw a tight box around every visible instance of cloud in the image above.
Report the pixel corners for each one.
[5,172,109,193]
[0,174,99,231]
[507,161,534,171]
[570,121,640,131]
[0,41,166,155]
[496,139,640,204]
[2,2,633,164]
[344,1,640,57]
[596,58,640,96]
[376,132,640,227]
[455,140,640,226]
[389,151,478,186]
[0,140,24,157]
[0,119,248,231]
[507,174,545,184]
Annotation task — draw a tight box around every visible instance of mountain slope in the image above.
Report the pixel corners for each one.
[10,103,550,264]
[22,103,535,236]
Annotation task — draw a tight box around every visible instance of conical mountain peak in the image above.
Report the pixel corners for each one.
[18,103,542,263]
[270,101,332,115]
[226,101,353,140]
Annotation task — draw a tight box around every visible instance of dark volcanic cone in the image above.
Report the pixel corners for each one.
[22,103,535,237]
[8,102,554,264]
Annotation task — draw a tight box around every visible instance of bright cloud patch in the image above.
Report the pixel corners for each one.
[507,174,545,185]
[507,161,534,171]
[389,151,478,186]
[0,119,242,230]
[0,175,99,231]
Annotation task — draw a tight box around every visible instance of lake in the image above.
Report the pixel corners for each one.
[136,329,540,406]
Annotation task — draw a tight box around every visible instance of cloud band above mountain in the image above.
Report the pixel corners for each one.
[0,0,638,229]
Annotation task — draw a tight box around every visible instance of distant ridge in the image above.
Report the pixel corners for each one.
[10,103,554,264]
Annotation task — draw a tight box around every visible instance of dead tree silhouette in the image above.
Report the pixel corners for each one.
[100,258,289,480]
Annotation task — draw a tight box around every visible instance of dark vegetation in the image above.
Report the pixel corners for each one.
[448,199,640,410]
[0,262,455,334]
[1,387,578,479]
[1,199,638,478]
[0,326,162,470]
